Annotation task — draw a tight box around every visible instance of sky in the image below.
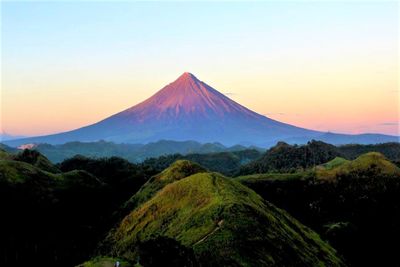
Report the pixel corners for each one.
[1,1,399,136]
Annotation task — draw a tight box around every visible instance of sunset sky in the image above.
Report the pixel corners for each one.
[1,1,399,136]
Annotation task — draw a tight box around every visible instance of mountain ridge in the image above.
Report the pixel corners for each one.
[4,72,398,147]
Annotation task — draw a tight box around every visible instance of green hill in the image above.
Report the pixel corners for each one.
[236,152,400,267]
[238,152,400,183]
[239,140,340,174]
[0,154,115,267]
[0,147,60,173]
[0,157,99,187]
[13,149,60,173]
[239,141,400,176]
[0,159,60,186]
[0,148,12,160]
[118,160,206,216]
[317,152,400,180]
[320,157,349,170]
[105,162,345,267]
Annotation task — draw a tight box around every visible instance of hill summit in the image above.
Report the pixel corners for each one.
[103,161,345,266]
[5,73,398,147]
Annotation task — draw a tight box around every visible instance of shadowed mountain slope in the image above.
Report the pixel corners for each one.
[5,73,397,147]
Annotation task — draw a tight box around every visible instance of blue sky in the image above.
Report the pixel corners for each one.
[1,1,398,135]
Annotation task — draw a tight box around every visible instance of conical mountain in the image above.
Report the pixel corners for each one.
[5,73,398,146]
[119,72,268,120]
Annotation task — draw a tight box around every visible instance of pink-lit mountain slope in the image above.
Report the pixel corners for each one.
[5,73,398,147]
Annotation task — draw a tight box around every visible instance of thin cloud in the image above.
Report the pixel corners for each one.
[379,122,399,126]
[224,92,237,96]
[264,112,286,116]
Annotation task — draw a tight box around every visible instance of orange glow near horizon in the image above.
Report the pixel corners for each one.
[2,66,398,136]
[1,2,399,137]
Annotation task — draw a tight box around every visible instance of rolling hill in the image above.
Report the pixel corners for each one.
[239,140,400,175]
[236,152,400,267]
[2,146,400,266]
[100,161,345,267]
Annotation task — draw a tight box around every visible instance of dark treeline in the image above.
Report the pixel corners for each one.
[1,140,400,266]
[0,152,157,267]
[19,140,254,163]
[1,148,260,266]
[239,170,400,267]
[141,149,261,176]
[239,140,400,175]
[237,151,400,266]
[3,140,398,177]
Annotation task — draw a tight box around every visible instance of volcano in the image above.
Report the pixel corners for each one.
[5,72,398,147]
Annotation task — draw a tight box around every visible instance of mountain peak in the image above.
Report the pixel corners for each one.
[173,72,200,85]
[4,72,397,147]
[180,72,196,78]
[132,72,261,119]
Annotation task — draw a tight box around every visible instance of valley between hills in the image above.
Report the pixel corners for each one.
[1,140,400,266]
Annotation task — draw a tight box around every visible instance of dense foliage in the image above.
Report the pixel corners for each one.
[338,142,400,160]
[142,149,261,176]
[1,141,399,267]
[239,140,400,175]
[30,140,256,163]
[237,153,400,267]
[13,149,61,173]
[0,150,153,267]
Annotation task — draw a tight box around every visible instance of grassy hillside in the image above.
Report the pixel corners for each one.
[0,157,107,266]
[316,152,400,180]
[13,149,61,173]
[239,140,340,174]
[2,143,400,267]
[239,141,400,176]
[105,164,344,267]
[0,148,12,160]
[0,158,60,185]
[118,160,206,217]
[320,157,349,170]
[237,152,400,267]
[239,152,400,182]
[235,172,311,184]
[0,150,150,267]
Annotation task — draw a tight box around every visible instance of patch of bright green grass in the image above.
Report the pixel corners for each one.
[317,152,400,180]
[238,152,400,184]
[321,157,349,170]
[235,171,311,183]
[0,159,101,189]
[120,160,206,214]
[109,171,345,266]
[0,160,59,184]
